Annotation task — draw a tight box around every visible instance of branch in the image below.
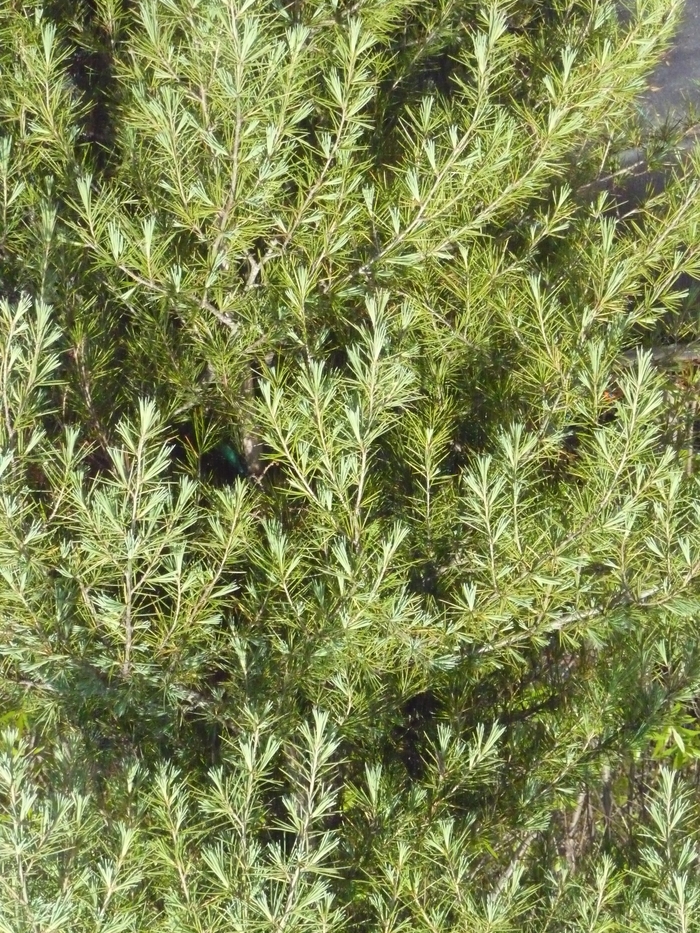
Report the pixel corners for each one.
[492,830,538,899]
[617,343,700,370]
[477,585,663,657]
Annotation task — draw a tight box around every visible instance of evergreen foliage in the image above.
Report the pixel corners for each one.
[2,0,700,928]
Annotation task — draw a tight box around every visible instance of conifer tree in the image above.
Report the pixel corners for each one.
[2,0,700,929]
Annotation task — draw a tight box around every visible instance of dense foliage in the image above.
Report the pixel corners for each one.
[2,0,700,929]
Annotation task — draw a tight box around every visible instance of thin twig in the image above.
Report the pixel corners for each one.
[575,120,700,195]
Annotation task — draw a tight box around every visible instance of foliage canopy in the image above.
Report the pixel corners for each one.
[2,0,700,929]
